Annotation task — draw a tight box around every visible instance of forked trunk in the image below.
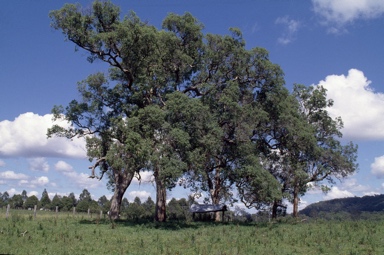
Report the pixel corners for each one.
[155,173,167,222]
[109,171,134,220]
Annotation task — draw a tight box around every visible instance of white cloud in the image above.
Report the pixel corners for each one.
[32,176,50,186]
[275,16,300,45]
[315,69,384,140]
[0,112,86,158]
[0,170,28,180]
[371,155,384,178]
[17,176,50,189]
[7,188,18,197]
[132,171,154,184]
[28,191,39,197]
[127,190,151,201]
[323,186,354,200]
[28,157,49,172]
[54,160,74,172]
[0,160,5,167]
[285,199,308,213]
[363,191,380,196]
[312,0,384,33]
[54,160,102,189]
[18,180,29,185]
[342,178,370,192]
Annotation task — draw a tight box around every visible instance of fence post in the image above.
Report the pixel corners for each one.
[6,204,10,219]
[100,210,103,219]
[73,206,76,216]
[34,205,37,219]
[88,208,90,218]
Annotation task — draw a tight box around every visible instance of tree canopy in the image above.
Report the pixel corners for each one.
[48,0,357,220]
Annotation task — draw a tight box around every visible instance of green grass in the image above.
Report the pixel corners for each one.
[1,209,383,255]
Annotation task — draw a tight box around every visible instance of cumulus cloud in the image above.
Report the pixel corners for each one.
[54,160,74,172]
[323,186,354,200]
[285,199,308,213]
[312,0,384,33]
[275,16,300,45]
[132,171,154,185]
[0,112,86,158]
[371,155,384,178]
[54,160,102,189]
[16,175,50,189]
[28,191,39,197]
[7,188,18,197]
[0,170,28,180]
[363,191,380,196]
[315,69,384,140]
[341,178,370,193]
[28,157,49,172]
[127,190,151,201]
[32,176,49,186]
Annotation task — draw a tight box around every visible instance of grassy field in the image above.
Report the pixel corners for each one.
[0,209,383,255]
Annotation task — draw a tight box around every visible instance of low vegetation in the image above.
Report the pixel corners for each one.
[1,208,383,255]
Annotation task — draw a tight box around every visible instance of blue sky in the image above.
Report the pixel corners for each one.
[1,0,384,212]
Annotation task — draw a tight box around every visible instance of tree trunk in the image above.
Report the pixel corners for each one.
[109,171,134,220]
[211,170,222,222]
[272,199,279,219]
[155,172,167,222]
[292,185,299,218]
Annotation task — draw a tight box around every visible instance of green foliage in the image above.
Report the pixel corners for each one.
[48,0,357,220]
[79,189,92,202]
[0,192,9,208]
[10,194,24,209]
[167,198,189,221]
[76,199,99,213]
[50,194,63,211]
[40,189,51,209]
[61,196,73,211]
[97,195,111,213]
[24,195,39,210]
[124,197,146,221]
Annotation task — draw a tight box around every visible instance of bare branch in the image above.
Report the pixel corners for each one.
[88,157,107,180]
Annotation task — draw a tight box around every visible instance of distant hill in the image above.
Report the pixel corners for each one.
[300,194,384,217]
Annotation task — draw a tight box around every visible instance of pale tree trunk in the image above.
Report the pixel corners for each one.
[109,171,134,220]
[292,184,300,218]
[154,168,167,222]
[210,169,222,222]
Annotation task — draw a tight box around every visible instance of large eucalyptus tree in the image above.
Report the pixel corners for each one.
[48,0,299,222]
[254,84,358,218]
[48,1,204,221]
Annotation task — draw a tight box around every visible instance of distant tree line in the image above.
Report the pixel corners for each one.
[0,189,198,221]
[47,0,358,222]
[1,188,283,222]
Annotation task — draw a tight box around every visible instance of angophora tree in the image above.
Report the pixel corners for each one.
[48,1,204,221]
[179,30,286,221]
[288,84,358,217]
[254,84,358,218]
[47,1,348,221]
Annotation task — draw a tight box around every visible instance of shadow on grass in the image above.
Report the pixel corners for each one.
[78,218,276,230]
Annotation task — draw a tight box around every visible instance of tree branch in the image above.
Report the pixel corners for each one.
[88,157,107,180]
